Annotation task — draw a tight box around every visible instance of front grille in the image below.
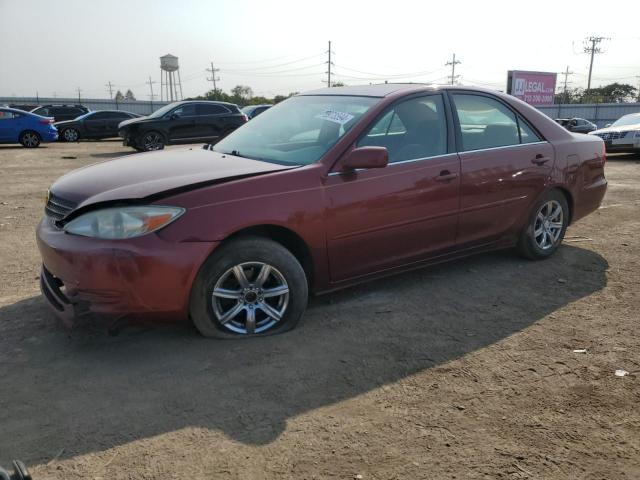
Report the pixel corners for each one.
[594,131,628,141]
[45,193,77,221]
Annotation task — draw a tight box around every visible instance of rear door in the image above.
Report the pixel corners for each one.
[104,112,132,136]
[0,110,19,141]
[195,103,230,141]
[325,93,460,282]
[83,112,108,136]
[450,92,554,247]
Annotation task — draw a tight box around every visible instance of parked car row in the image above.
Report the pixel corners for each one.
[0,100,270,149]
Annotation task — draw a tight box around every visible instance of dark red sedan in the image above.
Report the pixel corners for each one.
[37,84,607,337]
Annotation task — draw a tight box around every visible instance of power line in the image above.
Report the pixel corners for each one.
[445,53,461,85]
[146,76,157,110]
[105,81,114,99]
[326,40,334,87]
[206,61,220,97]
[584,36,609,92]
[560,66,574,103]
[218,53,325,73]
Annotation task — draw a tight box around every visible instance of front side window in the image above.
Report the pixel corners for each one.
[452,94,520,151]
[213,95,377,165]
[358,95,447,163]
[171,104,197,117]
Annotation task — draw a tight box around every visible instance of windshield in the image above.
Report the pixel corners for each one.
[213,95,378,165]
[148,102,180,118]
[611,114,640,128]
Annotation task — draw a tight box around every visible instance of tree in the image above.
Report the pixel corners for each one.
[124,89,136,101]
[332,81,346,87]
[230,85,253,105]
[114,90,124,102]
[586,83,637,103]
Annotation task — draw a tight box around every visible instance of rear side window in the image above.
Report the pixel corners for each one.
[90,112,110,119]
[519,119,542,144]
[0,110,16,120]
[358,94,447,163]
[198,104,229,115]
[452,94,543,151]
[452,94,519,151]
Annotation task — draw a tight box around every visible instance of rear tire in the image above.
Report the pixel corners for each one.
[516,189,569,260]
[190,236,308,339]
[19,131,41,148]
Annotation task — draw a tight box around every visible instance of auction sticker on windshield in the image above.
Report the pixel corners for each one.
[316,110,354,125]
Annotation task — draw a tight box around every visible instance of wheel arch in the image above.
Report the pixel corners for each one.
[221,224,315,288]
[551,186,574,225]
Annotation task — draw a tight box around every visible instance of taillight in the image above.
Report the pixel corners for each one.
[39,118,54,125]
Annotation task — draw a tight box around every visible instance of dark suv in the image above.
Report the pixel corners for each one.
[118,100,247,151]
[31,104,89,122]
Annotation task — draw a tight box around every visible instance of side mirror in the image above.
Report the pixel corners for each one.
[340,146,388,172]
[170,113,180,120]
[604,123,611,128]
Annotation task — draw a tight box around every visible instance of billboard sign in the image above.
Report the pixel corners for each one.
[507,70,557,106]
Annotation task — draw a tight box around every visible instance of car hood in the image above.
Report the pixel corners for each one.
[50,148,297,210]
[590,124,640,135]
[118,115,151,129]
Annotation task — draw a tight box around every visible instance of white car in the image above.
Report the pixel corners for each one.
[589,113,640,153]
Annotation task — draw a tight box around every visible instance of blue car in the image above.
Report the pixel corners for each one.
[0,107,58,147]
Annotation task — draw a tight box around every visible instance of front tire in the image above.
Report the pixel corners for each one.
[19,131,41,148]
[61,128,79,142]
[516,190,569,260]
[140,131,165,151]
[190,237,308,338]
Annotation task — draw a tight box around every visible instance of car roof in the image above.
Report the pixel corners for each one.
[172,100,238,107]
[298,83,505,98]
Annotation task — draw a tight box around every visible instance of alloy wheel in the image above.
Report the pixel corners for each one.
[211,262,290,334]
[534,200,564,250]
[22,132,40,147]
[143,133,163,150]
[63,129,78,142]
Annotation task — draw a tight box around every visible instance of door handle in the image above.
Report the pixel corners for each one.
[435,170,459,182]
[531,154,551,165]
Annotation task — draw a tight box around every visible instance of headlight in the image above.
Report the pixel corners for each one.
[63,205,184,239]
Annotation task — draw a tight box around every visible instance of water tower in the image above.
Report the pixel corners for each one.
[160,54,183,102]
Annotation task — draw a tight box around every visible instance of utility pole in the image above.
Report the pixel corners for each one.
[560,66,574,104]
[584,36,607,94]
[636,76,640,102]
[105,81,114,101]
[36,91,39,103]
[146,76,157,113]
[76,87,82,104]
[325,40,334,87]
[206,61,220,99]
[445,53,461,85]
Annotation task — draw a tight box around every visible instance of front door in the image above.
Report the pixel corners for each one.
[84,112,107,137]
[167,104,200,142]
[449,92,554,247]
[325,94,460,283]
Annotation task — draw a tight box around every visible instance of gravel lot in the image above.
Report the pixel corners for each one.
[0,140,638,479]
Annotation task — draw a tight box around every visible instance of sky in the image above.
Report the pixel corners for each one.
[0,0,639,100]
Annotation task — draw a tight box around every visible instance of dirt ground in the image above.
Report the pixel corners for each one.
[0,140,638,479]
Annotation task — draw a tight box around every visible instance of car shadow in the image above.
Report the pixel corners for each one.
[0,145,49,150]
[0,245,608,465]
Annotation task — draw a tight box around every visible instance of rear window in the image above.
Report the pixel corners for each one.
[198,104,229,115]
